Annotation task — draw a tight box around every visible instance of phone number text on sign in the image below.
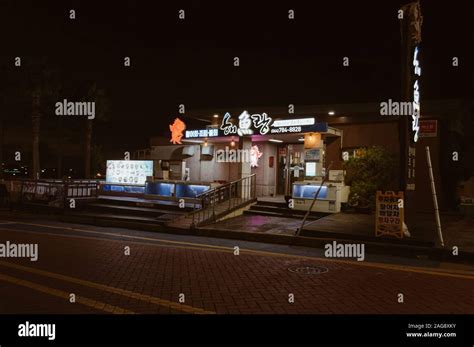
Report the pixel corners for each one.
[270,126,302,134]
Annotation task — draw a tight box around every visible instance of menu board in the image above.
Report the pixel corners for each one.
[375,191,404,238]
[106,160,153,185]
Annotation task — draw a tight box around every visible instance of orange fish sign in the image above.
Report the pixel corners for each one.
[169,118,186,144]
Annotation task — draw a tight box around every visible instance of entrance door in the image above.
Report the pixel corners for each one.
[276,144,305,197]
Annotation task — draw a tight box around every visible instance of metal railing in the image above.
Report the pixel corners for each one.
[191,174,257,227]
[7,179,100,208]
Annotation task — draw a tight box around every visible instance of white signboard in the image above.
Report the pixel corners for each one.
[185,128,219,138]
[106,160,153,185]
[272,118,315,127]
[305,162,316,177]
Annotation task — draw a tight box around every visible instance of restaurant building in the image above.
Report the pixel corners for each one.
[132,100,471,213]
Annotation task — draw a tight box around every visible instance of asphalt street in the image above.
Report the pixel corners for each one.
[0,217,473,314]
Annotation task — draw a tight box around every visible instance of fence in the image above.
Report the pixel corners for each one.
[191,174,257,227]
[6,179,100,208]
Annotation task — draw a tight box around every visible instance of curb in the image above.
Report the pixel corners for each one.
[190,226,474,265]
[1,210,473,265]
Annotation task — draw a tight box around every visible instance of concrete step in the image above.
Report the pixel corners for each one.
[247,204,326,219]
[255,200,288,208]
[96,196,194,212]
[87,203,185,218]
[244,208,324,220]
[67,211,166,225]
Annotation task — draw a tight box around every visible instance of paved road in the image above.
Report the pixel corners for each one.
[0,217,473,314]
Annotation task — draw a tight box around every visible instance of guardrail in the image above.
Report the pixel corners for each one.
[191,174,257,227]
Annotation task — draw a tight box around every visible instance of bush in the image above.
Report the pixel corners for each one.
[343,146,397,210]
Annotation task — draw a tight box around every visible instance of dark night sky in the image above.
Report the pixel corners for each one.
[1,0,473,153]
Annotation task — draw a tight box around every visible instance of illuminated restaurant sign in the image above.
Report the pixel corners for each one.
[177,111,328,140]
[169,118,186,144]
[412,45,421,142]
[218,111,326,137]
[185,128,219,138]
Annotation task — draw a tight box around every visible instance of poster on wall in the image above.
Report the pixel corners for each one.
[305,149,320,161]
[305,162,317,177]
[106,160,153,185]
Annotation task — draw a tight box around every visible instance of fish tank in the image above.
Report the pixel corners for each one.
[175,183,210,198]
[102,184,145,194]
[145,182,175,197]
[145,181,210,198]
[292,183,328,199]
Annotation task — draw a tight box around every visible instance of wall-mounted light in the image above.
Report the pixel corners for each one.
[230,137,235,147]
[328,111,335,116]
[204,139,208,147]
[213,114,219,118]
[304,132,321,149]
[269,139,283,143]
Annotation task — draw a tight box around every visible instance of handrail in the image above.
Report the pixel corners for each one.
[195,174,253,199]
[295,162,333,236]
[191,174,257,227]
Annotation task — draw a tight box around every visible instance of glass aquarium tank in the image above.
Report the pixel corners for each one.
[102,184,145,194]
[293,184,328,199]
[175,184,210,198]
[145,182,175,197]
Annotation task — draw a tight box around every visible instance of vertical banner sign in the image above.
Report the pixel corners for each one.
[400,0,422,232]
[375,191,404,239]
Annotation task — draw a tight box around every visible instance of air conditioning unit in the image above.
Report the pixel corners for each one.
[201,145,214,158]
[182,146,195,157]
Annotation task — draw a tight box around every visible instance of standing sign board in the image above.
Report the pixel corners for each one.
[375,191,404,238]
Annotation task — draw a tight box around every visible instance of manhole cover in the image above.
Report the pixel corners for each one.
[288,265,328,275]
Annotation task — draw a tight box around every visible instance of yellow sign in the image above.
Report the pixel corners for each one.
[375,191,404,238]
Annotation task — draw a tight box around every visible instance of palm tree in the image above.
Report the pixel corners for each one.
[22,58,61,179]
[85,83,110,178]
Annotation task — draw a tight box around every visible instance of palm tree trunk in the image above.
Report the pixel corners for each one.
[57,117,63,179]
[85,119,93,179]
[32,89,41,179]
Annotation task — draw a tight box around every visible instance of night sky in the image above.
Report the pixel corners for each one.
[1,0,473,153]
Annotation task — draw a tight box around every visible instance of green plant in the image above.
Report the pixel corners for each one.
[344,146,397,210]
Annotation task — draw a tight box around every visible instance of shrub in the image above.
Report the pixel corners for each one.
[343,146,397,210]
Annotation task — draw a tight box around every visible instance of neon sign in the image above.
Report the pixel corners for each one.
[169,118,186,144]
[250,145,263,167]
[221,111,272,136]
[220,112,320,137]
[412,46,421,142]
[185,128,219,138]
